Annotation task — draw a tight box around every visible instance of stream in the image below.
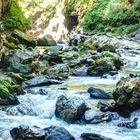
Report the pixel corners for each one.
[0,47,140,140]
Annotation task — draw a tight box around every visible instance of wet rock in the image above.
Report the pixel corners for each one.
[11,30,37,47]
[84,109,112,124]
[23,75,62,88]
[44,126,75,140]
[97,101,115,112]
[113,77,140,117]
[72,65,88,76]
[0,92,19,105]
[81,133,113,140]
[87,87,113,99]
[55,95,88,122]
[117,117,138,129]
[129,73,140,78]
[46,64,70,79]
[37,34,56,46]
[10,125,45,140]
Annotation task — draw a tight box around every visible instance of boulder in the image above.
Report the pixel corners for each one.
[87,87,113,99]
[97,101,115,112]
[88,57,123,76]
[11,30,37,47]
[44,126,75,140]
[10,125,45,140]
[37,34,56,46]
[84,110,113,124]
[72,65,88,76]
[117,118,138,129]
[113,78,140,117]
[4,49,35,74]
[23,75,62,88]
[46,64,70,79]
[0,92,19,105]
[81,133,113,140]
[40,53,63,65]
[55,95,88,122]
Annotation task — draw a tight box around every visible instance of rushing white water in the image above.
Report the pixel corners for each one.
[0,48,140,140]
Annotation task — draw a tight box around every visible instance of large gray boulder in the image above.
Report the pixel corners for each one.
[55,95,88,122]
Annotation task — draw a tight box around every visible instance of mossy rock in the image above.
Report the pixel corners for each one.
[11,30,37,47]
[83,38,95,49]
[37,35,56,46]
[102,51,120,58]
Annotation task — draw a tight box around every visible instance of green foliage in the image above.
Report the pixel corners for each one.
[80,0,140,35]
[0,80,13,94]
[2,0,31,31]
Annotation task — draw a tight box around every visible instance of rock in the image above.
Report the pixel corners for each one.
[37,34,56,46]
[10,125,45,140]
[0,92,19,105]
[117,117,138,129]
[44,126,75,140]
[87,57,123,76]
[81,133,113,140]
[129,74,140,78]
[87,87,113,99]
[46,64,70,79]
[97,101,115,112]
[55,95,88,122]
[72,65,88,76]
[113,78,140,117]
[135,34,140,41]
[11,30,37,47]
[98,41,118,53]
[23,75,62,88]
[40,53,63,65]
[4,49,36,74]
[84,109,112,124]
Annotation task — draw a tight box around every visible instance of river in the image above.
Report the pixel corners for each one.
[0,48,140,140]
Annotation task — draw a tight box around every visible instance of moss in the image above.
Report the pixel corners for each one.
[2,0,31,31]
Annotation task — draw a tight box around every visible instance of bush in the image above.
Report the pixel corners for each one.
[80,0,140,35]
[2,0,31,31]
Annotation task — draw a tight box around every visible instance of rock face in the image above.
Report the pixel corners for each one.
[23,75,62,88]
[37,35,57,46]
[44,126,75,140]
[10,125,45,140]
[81,133,113,140]
[55,95,88,122]
[11,30,37,47]
[113,78,140,116]
[87,87,113,99]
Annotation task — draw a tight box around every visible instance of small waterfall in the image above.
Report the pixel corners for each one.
[20,0,68,41]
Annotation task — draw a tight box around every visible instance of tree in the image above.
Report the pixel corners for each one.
[0,0,12,17]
